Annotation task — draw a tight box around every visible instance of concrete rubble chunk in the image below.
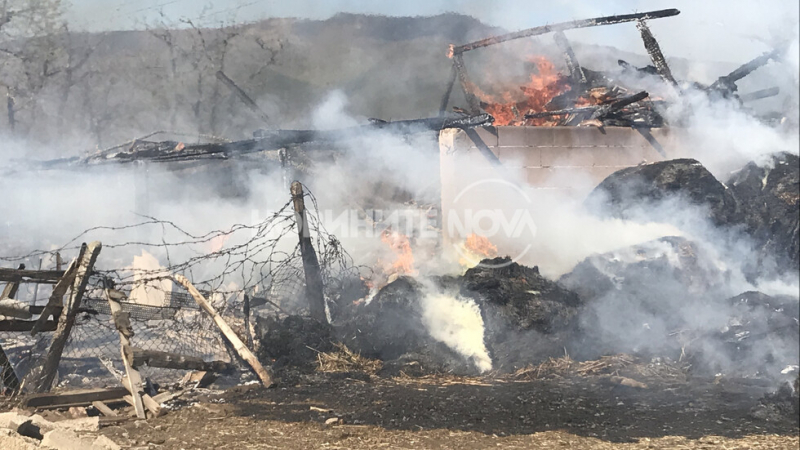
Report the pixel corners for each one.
[55,416,100,432]
[0,428,40,450]
[93,435,122,450]
[41,429,96,450]
[17,414,57,439]
[0,411,31,430]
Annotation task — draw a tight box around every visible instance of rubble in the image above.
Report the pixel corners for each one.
[727,152,800,274]
[0,410,117,450]
[255,315,334,371]
[715,291,800,374]
[559,236,731,304]
[586,154,799,278]
[585,158,741,227]
[460,257,582,370]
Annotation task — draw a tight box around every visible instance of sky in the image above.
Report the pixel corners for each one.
[66,0,799,63]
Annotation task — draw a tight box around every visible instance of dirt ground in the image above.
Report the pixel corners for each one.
[97,372,799,449]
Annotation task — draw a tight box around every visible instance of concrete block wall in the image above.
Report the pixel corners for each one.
[441,126,680,193]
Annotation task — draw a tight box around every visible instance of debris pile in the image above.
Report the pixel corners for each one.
[586,153,800,277]
[444,8,787,128]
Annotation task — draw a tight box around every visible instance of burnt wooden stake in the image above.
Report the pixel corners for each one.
[243,294,252,349]
[33,241,101,393]
[290,181,327,323]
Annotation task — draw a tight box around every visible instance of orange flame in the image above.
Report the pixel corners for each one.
[380,229,417,277]
[477,56,572,126]
[458,233,498,267]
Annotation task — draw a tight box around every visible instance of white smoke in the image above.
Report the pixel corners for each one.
[420,291,492,373]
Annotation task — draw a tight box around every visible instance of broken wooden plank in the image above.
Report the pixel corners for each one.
[33,242,102,393]
[173,274,273,387]
[129,347,233,373]
[23,387,130,408]
[91,401,118,417]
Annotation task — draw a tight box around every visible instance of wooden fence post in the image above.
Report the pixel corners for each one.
[290,181,327,323]
[103,282,146,419]
[33,242,101,393]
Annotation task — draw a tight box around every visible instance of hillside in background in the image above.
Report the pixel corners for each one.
[1,12,782,157]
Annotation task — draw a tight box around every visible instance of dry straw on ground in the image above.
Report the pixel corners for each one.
[316,343,383,374]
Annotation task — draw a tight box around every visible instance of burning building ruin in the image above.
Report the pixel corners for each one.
[0,5,798,448]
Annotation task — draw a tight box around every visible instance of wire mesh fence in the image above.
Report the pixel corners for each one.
[0,183,362,393]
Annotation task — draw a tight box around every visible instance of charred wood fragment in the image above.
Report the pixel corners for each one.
[710,45,787,95]
[636,20,677,86]
[526,91,650,122]
[553,31,586,85]
[739,87,780,102]
[618,59,660,76]
[452,54,481,114]
[216,70,270,123]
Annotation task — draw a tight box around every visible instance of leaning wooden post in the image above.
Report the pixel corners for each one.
[173,275,273,387]
[33,241,101,393]
[290,181,327,323]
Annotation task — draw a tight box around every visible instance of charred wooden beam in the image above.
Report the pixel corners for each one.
[439,63,458,117]
[525,91,650,121]
[636,20,677,86]
[553,31,586,85]
[216,70,270,123]
[23,387,131,408]
[253,114,494,145]
[0,267,64,283]
[739,87,780,102]
[618,59,660,76]
[710,45,787,94]
[452,54,481,114]
[449,9,680,55]
[129,347,233,373]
